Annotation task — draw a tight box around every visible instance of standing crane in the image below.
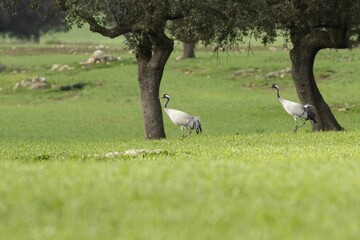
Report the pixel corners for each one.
[159,94,202,138]
[271,84,317,133]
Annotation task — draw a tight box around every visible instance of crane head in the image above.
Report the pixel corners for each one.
[271,84,280,90]
[159,93,171,100]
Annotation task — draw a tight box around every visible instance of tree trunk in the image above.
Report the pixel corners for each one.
[290,33,344,131]
[33,33,40,43]
[136,34,174,139]
[182,42,195,58]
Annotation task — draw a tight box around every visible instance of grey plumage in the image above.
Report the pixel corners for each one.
[271,84,317,132]
[159,93,202,138]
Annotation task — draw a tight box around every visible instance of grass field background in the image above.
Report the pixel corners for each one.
[0,26,360,239]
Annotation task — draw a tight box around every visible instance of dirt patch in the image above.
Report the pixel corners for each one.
[0,45,127,56]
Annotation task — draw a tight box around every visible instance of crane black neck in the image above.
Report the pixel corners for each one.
[164,97,170,108]
[276,88,281,99]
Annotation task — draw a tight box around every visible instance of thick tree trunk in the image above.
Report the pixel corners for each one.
[290,32,344,131]
[136,34,174,139]
[182,42,195,58]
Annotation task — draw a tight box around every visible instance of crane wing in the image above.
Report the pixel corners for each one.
[188,116,202,134]
[304,104,317,123]
[279,98,304,117]
[164,108,190,126]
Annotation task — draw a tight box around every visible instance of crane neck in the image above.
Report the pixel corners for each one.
[276,88,281,99]
[164,97,170,109]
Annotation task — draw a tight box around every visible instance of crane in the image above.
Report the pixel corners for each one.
[159,94,202,138]
[271,84,317,133]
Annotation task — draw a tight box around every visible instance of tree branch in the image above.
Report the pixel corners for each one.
[57,0,130,38]
[81,12,131,38]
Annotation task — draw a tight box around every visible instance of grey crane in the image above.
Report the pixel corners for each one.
[159,93,202,138]
[271,84,317,133]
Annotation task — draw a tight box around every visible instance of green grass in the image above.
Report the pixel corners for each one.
[1,48,359,139]
[0,133,360,239]
[0,28,360,239]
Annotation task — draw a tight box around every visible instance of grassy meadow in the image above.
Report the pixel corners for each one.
[0,27,360,239]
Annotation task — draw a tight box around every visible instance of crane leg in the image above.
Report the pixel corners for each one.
[293,125,298,133]
[180,127,185,138]
[293,118,298,133]
[293,118,305,133]
[297,119,306,129]
[182,128,192,139]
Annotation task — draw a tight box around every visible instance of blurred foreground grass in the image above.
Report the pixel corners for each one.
[0,132,359,239]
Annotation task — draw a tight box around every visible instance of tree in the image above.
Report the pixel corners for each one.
[34,0,232,139]
[182,42,195,58]
[285,0,360,131]
[225,0,360,131]
[52,0,186,139]
[31,0,260,139]
[0,0,66,42]
[180,0,360,131]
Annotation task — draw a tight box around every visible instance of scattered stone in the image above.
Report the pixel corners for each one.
[68,48,77,54]
[104,152,121,158]
[11,69,26,74]
[13,77,51,90]
[123,149,164,156]
[94,149,166,158]
[87,44,108,50]
[80,50,122,65]
[92,49,106,60]
[338,103,350,112]
[268,46,278,52]
[265,72,278,78]
[232,68,262,76]
[51,64,74,71]
[265,67,291,79]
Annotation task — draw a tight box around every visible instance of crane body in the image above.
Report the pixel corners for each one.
[159,94,202,138]
[271,84,317,132]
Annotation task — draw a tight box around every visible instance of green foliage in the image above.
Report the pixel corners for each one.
[0,0,66,41]
[0,0,17,10]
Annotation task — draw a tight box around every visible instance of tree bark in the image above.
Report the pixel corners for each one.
[136,33,174,139]
[290,31,344,131]
[182,42,195,58]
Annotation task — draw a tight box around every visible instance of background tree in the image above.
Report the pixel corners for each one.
[182,42,195,58]
[0,0,66,42]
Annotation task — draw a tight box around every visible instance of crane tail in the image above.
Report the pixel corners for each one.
[304,104,317,123]
[189,116,202,134]
[196,121,202,134]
